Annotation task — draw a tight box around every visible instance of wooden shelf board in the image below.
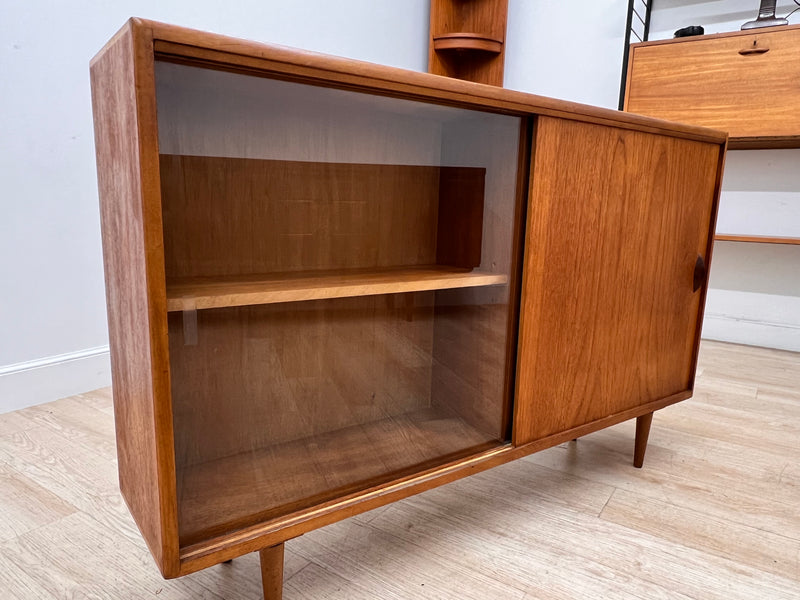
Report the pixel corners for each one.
[715,234,800,246]
[728,136,800,150]
[167,266,508,311]
[176,406,503,546]
[433,33,503,54]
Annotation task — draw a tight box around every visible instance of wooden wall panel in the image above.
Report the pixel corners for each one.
[514,117,722,444]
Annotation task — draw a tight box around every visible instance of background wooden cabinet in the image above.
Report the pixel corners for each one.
[91,19,726,597]
[625,24,800,149]
[428,0,508,86]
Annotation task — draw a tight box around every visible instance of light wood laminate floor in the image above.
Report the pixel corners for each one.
[0,340,798,599]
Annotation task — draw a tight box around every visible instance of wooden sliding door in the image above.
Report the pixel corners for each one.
[154,60,526,545]
[514,116,723,445]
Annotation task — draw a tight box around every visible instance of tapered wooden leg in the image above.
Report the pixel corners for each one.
[633,412,654,468]
[259,543,285,600]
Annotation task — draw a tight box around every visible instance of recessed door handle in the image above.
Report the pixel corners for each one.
[693,255,706,292]
[739,46,769,55]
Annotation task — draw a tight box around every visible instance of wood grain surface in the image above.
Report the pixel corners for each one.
[514,116,723,444]
[168,294,439,468]
[260,543,285,600]
[428,0,509,85]
[90,23,180,576]
[159,156,469,278]
[430,301,510,441]
[166,267,508,311]
[625,25,800,148]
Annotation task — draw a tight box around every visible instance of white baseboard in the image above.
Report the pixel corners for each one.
[701,288,800,353]
[702,314,800,352]
[0,346,111,414]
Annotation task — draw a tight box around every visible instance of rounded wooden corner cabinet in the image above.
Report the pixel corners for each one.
[428,0,509,85]
[91,18,727,599]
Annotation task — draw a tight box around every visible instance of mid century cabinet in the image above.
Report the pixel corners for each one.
[91,19,726,598]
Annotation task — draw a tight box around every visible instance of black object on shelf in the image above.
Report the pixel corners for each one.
[675,25,705,38]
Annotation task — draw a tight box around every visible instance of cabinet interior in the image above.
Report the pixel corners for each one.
[154,61,523,545]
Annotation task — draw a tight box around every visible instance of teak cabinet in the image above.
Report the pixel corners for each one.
[91,19,726,598]
[625,24,800,149]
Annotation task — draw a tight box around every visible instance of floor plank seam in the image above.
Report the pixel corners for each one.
[596,486,617,518]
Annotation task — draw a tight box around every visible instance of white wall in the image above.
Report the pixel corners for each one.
[0,0,429,413]
[649,0,800,352]
[649,0,798,38]
[505,0,629,109]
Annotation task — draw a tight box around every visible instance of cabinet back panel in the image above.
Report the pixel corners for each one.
[168,293,437,467]
[160,156,472,277]
[431,294,510,441]
[169,292,509,544]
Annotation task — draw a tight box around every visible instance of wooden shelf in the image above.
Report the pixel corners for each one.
[177,406,504,545]
[714,234,800,246]
[166,266,509,311]
[433,33,503,54]
[728,136,800,150]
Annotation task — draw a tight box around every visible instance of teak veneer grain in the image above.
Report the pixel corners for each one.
[625,24,800,148]
[514,117,722,444]
[90,23,180,576]
[91,18,726,599]
[166,268,508,311]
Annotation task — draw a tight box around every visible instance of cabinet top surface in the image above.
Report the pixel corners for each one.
[94,17,726,146]
[631,23,800,48]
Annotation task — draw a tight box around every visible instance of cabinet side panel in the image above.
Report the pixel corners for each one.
[90,23,178,575]
[514,117,721,444]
